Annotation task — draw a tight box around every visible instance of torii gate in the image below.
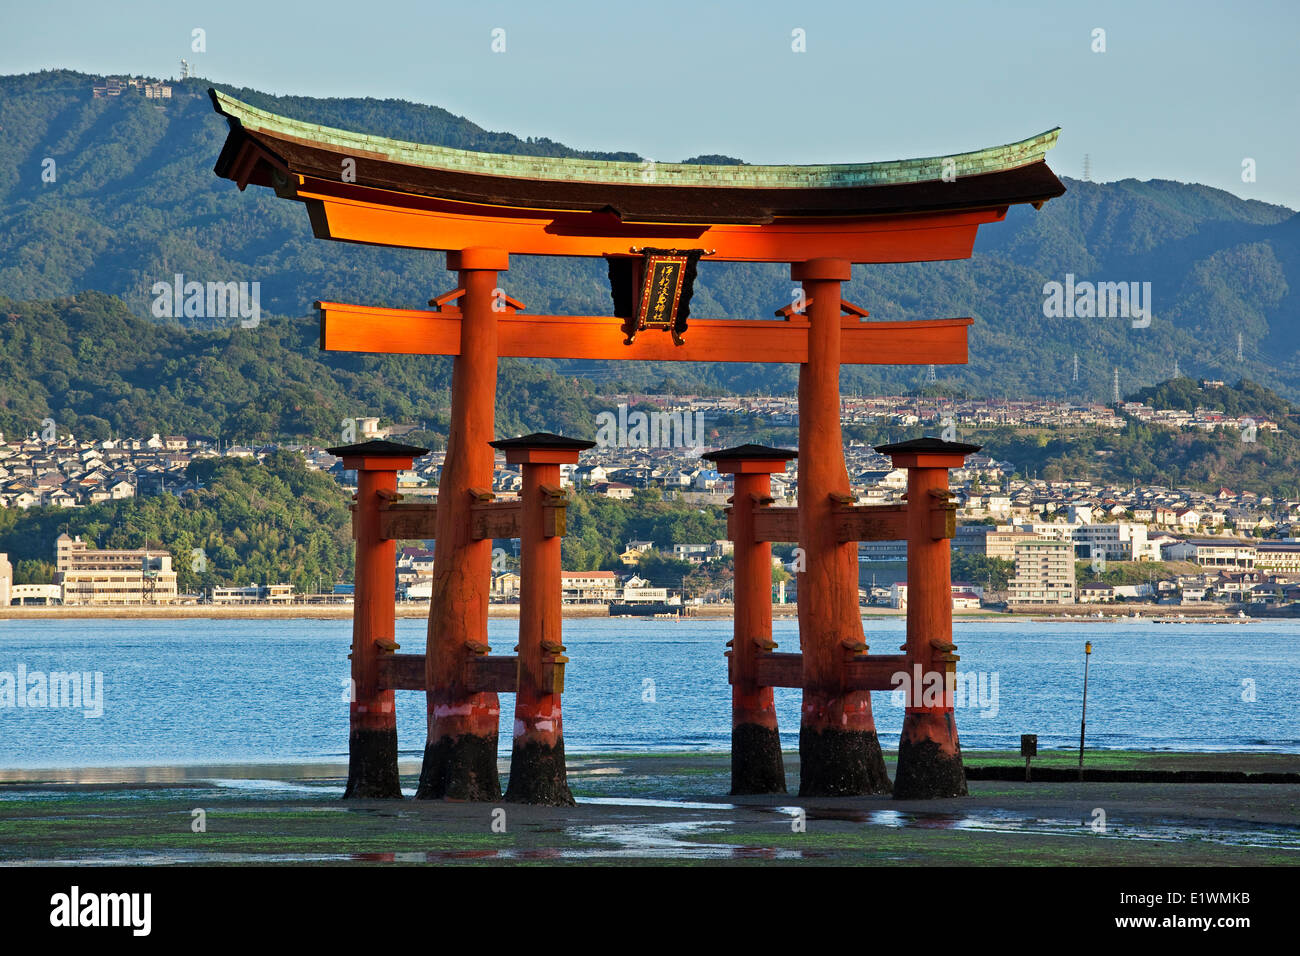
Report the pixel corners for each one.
[210,90,1064,801]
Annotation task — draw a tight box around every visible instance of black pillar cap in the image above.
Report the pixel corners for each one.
[873,436,982,456]
[325,439,431,458]
[702,443,798,462]
[489,432,597,451]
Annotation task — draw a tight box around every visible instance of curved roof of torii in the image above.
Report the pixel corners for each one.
[210,89,1065,228]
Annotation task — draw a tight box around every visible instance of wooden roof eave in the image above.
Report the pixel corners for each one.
[208,88,1063,262]
[286,173,1015,262]
[221,123,1063,226]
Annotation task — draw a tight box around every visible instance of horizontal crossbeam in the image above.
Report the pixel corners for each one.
[319,301,971,365]
[748,504,910,543]
[372,499,565,541]
[378,652,519,693]
[750,652,910,691]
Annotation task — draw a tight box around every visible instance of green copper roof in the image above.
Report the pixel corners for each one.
[212,90,1060,191]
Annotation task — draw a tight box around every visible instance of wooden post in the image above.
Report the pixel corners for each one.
[492,434,594,805]
[328,439,428,799]
[704,445,797,794]
[877,437,980,798]
[418,247,508,801]
[794,259,890,796]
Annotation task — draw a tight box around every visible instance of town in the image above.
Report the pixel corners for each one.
[0,386,1296,615]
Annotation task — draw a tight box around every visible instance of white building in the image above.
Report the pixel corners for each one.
[1072,522,1158,562]
[1162,539,1256,570]
[1007,540,1076,605]
[560,571,618,603]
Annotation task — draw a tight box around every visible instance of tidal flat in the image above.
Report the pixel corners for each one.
[2,752,1297,866]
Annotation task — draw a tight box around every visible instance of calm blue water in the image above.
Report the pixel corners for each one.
[0,617,1297,768]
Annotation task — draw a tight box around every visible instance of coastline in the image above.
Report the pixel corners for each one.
[0,602,1254,621]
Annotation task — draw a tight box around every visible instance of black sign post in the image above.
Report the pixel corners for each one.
[1021,733,1037,781]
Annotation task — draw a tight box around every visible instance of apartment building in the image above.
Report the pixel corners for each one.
[56,533,178,605]
[1072,522,1159,562]
[212,584,295,604]
[1007,540,1076,605]
[1253,542,1300,573]
[1163,539,1256,570]
[560,571,618,603]
[985,528,1040,560]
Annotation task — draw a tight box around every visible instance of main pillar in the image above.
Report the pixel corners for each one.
[493,433,594,806]
[793,258,890,796]
[418,247,509,801]
[329,439,428,799]
[877,437,980,799]
[704,444,797,794]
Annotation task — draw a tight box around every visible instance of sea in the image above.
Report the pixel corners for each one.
[1,617,1297,769]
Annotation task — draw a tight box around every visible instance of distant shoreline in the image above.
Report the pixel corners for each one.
[0,603,1257,621]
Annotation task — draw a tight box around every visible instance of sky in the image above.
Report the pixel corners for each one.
[2,0,1297,209]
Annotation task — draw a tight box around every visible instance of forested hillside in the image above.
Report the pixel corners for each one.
[1,70,1297,401]
[0,291,597,444]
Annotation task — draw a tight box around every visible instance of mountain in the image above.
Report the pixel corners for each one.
[1,69,1297,402]
[0,292,599,444]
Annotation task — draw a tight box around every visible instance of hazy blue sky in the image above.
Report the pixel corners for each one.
[4,0,1296,208]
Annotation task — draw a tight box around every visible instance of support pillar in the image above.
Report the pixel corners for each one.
[328,439,429,799]
[877,437,981,799]
[793,258,890,796]
[418,247,509,801]
[493,433,594,805]
[704,444,797,794]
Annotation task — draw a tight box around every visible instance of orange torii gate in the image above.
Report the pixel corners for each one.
[210,90,1065,801]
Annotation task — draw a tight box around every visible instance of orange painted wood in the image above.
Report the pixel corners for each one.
[903,465,956,716]
[352,468,399,733]
[796,260,879,747]
[425,259,504,765]
[513,460,567,750]
[318,302,971,365]
[296,180,1005,263]
[731,479,779,732]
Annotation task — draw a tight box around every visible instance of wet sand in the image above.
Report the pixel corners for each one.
[1,751,1296,865]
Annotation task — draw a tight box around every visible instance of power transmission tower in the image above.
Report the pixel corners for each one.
[1112,367,1120,404]
[1083,154,1092,182]
[1237,333,1244,362]
[926,364,937,385]
[1073,353,1079,383]
[1174,358,1180,378]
